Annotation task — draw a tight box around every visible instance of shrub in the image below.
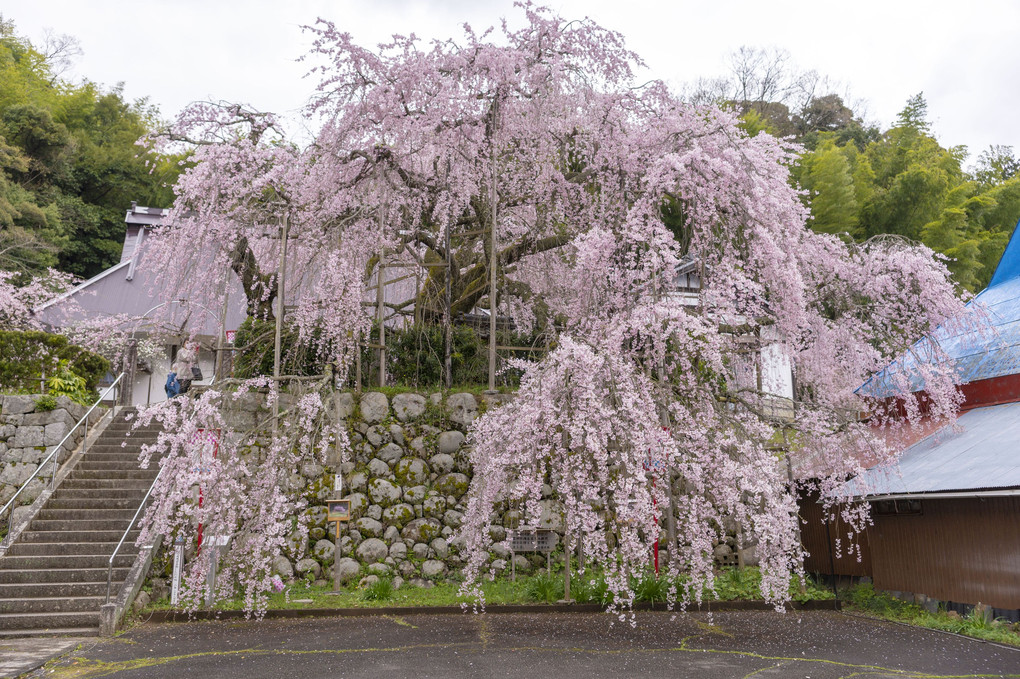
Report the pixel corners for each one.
[33,394,57,411]
[362,577,394,601]
[0,330,109,394]
[525,572,564,603]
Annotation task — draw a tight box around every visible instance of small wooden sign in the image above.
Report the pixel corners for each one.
[327,500,351,522]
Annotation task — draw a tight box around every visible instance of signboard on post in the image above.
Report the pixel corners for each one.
[170,535,185,605]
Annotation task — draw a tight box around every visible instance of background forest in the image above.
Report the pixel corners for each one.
[0,16,180,281]
[1,17,1018,294]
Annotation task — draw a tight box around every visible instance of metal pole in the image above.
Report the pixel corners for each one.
[273,213,289,432]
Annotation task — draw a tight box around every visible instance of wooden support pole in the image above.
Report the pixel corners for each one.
[273,213,288,433]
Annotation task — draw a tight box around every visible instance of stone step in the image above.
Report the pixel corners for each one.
[101,429,160,438]
[56,481,153,493]
[0,626,100,639]
[68,469,158,481]
[76,460,150,471]
[46,498,148,511]
[0,581,122,599]
[35,508,138,521]
[0,596,107,614]
[6,541,139,557]
[0,610,100,631]
[78,453,149,462]
[18,529,140,543]
[0,553,136,570]
[0,567,130,584]
[52,488,151,500]
[27,519,140,532]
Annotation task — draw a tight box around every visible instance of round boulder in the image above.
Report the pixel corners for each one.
[389,542,408,560]
[429,453,455,475]
[355,537,389,564]
[377,443,404,465]
[423,495,447,519]
[272,556,294,580]
[345,492,369,517]
[383,525,401,543]
[422,559,447,579]
[367,478,401,507]
[401,517,442,544]
[430,537,448,559]
[356,517,384,538]
[392,393,426,422]
[335,557,361,584]
[443,509,464,528]
[394,457,430,486]
[367,458,390,478]
[304,505,328,529]
[403,485,427,504]
[446,393,478,427]
[295,558,322,580]
[360,392,389,424]
[382,503,415,529]
[434,473,470,499]
[313,539,336,565]
[437,431,464,455]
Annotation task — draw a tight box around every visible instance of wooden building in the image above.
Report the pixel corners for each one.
[802,221,1020,619]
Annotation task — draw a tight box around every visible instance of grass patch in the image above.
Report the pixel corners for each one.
[141,567,837,615]
[844,583,1020,647]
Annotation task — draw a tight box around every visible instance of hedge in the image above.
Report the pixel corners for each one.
[0,330,110,394]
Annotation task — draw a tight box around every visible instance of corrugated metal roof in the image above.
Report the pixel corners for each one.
[850,402,1020,496]
[861,220,1020,395]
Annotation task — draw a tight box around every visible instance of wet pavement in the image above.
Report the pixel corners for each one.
[26,610,1020,678]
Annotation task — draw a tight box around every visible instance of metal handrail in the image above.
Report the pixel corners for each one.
[106,464,163,603]
[1,372,126,545]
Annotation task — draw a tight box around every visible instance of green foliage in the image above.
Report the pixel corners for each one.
[232,316,324,379]
[33,394,56,411]
[362,577,394,601]
[846,583,1019,647]
[0,18,181,278]
[795,93,1020,292]
[45,358,92,404]
[525,571,564,603]
[632,570,671,603]
[0,329,109,394]
[387,323,538,389]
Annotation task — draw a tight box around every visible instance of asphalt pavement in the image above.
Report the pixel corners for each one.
[21,610,1020,678]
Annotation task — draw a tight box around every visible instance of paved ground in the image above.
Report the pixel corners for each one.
[20,611,1020,679]
[0,637,86,679]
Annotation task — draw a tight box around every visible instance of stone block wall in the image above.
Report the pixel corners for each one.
[0,394,97,507]
[186,388,754,592]
[219,389,558,589]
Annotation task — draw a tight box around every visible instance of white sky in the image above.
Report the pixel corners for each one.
[5,0,1018,165]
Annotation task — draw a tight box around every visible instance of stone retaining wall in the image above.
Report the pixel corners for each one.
[0,394,98,507]
[156,388,754,597]
[217,389,559,590]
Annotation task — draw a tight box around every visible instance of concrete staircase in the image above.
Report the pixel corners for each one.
[0,407,161,637]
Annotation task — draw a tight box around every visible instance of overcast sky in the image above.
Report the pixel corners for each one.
[4,0,1017,165]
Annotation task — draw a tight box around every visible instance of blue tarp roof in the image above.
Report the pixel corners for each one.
[860,219,1020,394]
[848,401,1020,496]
